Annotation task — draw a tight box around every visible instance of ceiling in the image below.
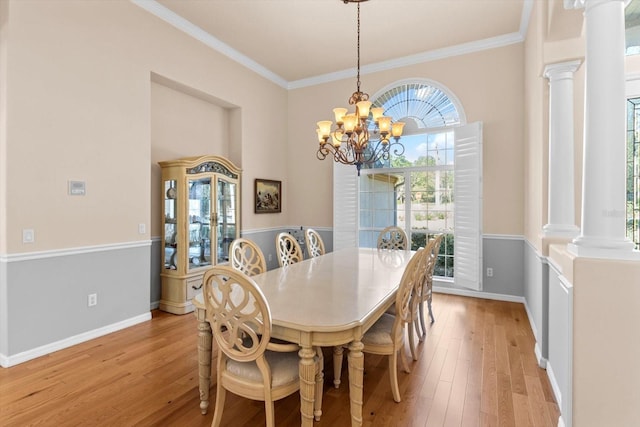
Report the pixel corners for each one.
[136,0,529,88]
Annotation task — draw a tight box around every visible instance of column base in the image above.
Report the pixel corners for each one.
[568,236,639,260]
[542,224,580,238]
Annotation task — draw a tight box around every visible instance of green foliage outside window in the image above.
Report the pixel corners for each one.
[411,232,454,278]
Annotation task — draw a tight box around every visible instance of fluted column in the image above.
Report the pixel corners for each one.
[543,60,582,237]
[565,0,637,258]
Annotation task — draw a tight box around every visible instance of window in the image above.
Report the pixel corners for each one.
[626,98,640,249]
[358,129,456,278]
[333,81,482,289]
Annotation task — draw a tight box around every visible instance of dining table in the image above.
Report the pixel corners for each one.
[193,246,415,427]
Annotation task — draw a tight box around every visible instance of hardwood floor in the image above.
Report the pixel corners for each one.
[0,294,560,427]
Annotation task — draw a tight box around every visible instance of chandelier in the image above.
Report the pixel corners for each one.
[316,0,405,175]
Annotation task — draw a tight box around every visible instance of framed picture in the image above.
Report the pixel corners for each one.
[255,179,282,213]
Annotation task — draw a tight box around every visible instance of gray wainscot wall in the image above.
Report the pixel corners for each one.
[1,242,152,367]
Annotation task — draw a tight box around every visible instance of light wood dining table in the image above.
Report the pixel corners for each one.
[193,246,415,427]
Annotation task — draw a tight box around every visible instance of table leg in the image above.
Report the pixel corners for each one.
[197,317,212,415]
[348,340,364,427]
[333,345,344,388]
[298,345,316,427]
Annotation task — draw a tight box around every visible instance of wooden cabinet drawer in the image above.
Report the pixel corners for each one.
[186,277,203,301]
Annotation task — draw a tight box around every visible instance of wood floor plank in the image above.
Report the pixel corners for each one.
[0,295,561,427]
[425,380,452,427]
[443,357,469,427]
[480,315,498,417]
[524,375,555,427]
[512,392,534,427]
[496,372,515,426]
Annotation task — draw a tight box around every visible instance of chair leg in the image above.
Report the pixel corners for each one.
[264,400,276,427]
[389,351,401,403]
[314,347,324,421]
[211,382,226,427]
[399,344,411,375]
[418,300,428,341]
[408,319,418,361]
[332,345,344,388]
[427,296,435,324]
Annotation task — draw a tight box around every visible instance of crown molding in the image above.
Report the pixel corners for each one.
[520,0,534,39]
[288,32,524,89]
[133,0,532,91]
[130,0,289,89]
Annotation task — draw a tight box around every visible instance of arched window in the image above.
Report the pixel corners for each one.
[333,80,478,291]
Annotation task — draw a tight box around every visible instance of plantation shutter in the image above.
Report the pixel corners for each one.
[454,122,483,290]
[333,162,359,250]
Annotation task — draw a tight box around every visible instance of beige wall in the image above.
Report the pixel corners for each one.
[0,0,8,254]
[288,43,525,234]
[524,0,547,250]
[150,80,231,237]
[2,0,290,254]
[572,257,640,426]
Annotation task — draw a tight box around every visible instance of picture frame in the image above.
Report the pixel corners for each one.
[255,179,282,213]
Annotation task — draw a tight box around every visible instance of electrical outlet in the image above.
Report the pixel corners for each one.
[268,253,273,262]
[88,293,97,307]
[486,267,494,277]
[138,223,146,234]
[22,229,35,243]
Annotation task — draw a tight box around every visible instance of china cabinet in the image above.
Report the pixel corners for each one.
[158,155,241,314]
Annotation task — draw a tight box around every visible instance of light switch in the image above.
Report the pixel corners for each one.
[138,223,146,234]
[68,180,86,196]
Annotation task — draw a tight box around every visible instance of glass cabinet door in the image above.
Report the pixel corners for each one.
[216,178,237,264]
[187,177,212,271]
[164,179,178,270]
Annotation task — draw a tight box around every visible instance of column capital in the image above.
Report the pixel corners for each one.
[564,0,630,10]
[543,60,583,81]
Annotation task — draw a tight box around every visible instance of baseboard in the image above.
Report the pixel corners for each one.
[557,415,566,427]
[546,360,563,410]
[0,312,152,368]
[433,285,525,303]
[523,299,547,368]
[534,342,547,368]
[523,298,540,341]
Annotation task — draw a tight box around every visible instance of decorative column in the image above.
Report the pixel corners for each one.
[543,60,582,237]
[566,0,637,258]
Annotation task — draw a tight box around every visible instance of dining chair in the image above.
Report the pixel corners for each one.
[276,232,304,267]
[304,228,325,258]
[362,248,426,402]
[202,266,324,427]
[332,248,425,401]
[382,247,424,362]
[377,226,408,250]
[415,234,444,341]
[229,238,267,277]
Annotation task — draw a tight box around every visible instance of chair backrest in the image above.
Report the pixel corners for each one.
[230,238,267,277]
[426,234,444,280]
[202,266,271,363]
[394,249,427,327]
[304,228,325,258]
[415,234,445,299]
[276,232,304,267]
[377,226,408,250]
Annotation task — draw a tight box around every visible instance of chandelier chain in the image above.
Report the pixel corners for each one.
[356,2,361,95]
